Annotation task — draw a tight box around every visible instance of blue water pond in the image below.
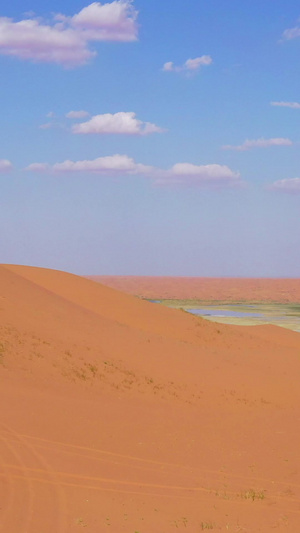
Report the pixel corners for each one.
[188,309,263,318]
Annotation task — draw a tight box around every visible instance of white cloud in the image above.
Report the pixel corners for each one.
[52,155,153,174]
[72,111,164,135]
[0,159,12,172]
[0,1,138,67]
[71,1,138,42]
[162,61,174,72]
[163,55,212,73]
[269,178,300,194]
[282,25,300,40]
[66,110,90,119]
[222,137,293,151]
[157,163,241,187]
[0,17,93,66]
[26,154,154,175]
[185,56,212,70]
[271,101,300,109]
[26,163,50,172]
[25,155,241,188]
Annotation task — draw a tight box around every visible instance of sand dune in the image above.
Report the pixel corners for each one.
[1,265,300,531]
[88,275,300,302]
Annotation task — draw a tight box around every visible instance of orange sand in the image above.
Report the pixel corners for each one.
[87,275,300,302]
[1,264,300,531]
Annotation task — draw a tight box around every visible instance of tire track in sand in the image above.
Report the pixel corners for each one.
[3,464,300,516]
[19,432,300,499]
[0,424,35,532]
[1,425,67,533]
[0,430,15,531]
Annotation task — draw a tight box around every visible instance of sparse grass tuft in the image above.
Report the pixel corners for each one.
[85,363,98,376]
[0,342,5,364]
[172,517,188,528]
[73,368,88,381]
[75,517,87,527]
[240,489,265,501]
[201,522,214,530]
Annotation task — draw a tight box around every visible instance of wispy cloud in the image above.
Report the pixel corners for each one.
[282,23,300,41]
[39,122,65,130]
[271,101,300,109]
[72,111,165,135]
[163,55,212,74]
[39,123,54,130]
[0,159,13,172]
[0,1,138,67]
[268,178,300,194]
[25,155,241,188]
[222,137,293,151]
[66,110,90,119]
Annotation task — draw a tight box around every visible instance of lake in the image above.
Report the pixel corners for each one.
[188,308,263,318]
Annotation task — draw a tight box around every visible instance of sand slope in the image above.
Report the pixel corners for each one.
[1,265,300,532]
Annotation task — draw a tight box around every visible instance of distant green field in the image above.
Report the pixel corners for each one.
[150,300,300,333]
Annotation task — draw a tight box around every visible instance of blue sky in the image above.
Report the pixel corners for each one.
[0,0,299,276]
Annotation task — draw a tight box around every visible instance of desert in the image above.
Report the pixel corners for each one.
[87,276,300,303]
[1,264,300,532]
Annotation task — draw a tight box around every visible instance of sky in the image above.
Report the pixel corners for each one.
[0,0,300,277]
